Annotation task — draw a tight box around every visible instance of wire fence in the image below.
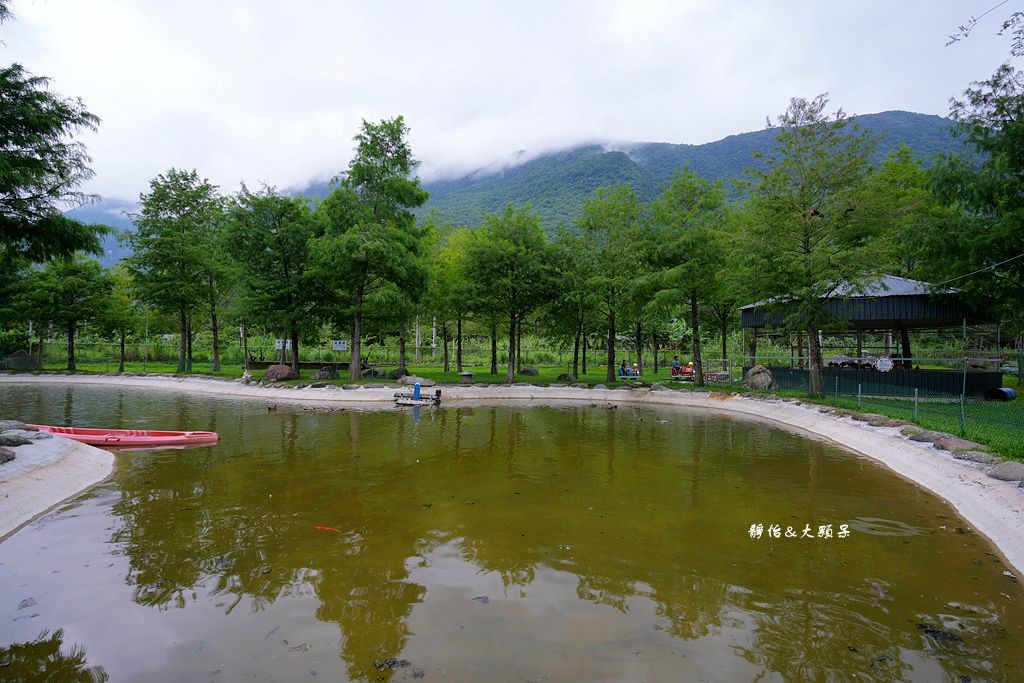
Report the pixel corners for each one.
[1,341,702,376]
[750,355,1023,457]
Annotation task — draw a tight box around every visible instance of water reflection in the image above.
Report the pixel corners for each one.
[0,385,1022,681]
[0,629,108,682]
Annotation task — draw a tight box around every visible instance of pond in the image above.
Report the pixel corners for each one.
[1,384,1022,681]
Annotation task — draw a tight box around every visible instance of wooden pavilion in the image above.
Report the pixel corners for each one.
[739,275,1002,396]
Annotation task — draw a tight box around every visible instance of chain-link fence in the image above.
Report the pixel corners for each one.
[748,355,1023,457]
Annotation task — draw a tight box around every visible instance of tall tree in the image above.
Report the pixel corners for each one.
[546,226,598,379]
[0,6,104,264]
[126,169,223,372]
[463,205,553,383]
[314,117,429,381]
[424,222,474,374]
[650,168,727,386]
[741,95,885,397]
[98,264,143,373]
[924,64,1024,336]
[227,185,321,374]
[18,255,112,370]
[578,185,641,383]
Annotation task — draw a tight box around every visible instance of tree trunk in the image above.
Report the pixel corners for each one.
[414,316,422,363]
[442,322,450,373]
[690,291,704,386]
[186,318,193,372]
[178,311,187,373]
[653,336,660,373]
[900,327,913,368]
[516,318,523,373]
[506,314,516,383]
[118,330,126,373]
[456,314,463,373]
[606,309,616,383]
[572,318,581,378]
[211,303,221,372]
[582,334,588,375]
[290,326,300,377]
[635,320,643,376]
[36,329,45,368]
[746,327,757,368]
[721,321,729,371]
[807,323,824,398]
[796,332,805,370]
[490,322,498,375]
[398,329,407,372]
[350,289,364,381]
[242,325,249,371]
[66,322,76,371]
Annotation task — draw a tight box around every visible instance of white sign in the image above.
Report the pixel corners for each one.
[332,339,349,351]
[275,339,291,350]
[875,356,894,373]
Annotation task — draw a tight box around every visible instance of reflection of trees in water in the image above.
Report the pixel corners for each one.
[97,400,1020,681]
[0,629,108,682]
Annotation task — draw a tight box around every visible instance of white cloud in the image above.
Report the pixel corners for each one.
[2,0,1014,200]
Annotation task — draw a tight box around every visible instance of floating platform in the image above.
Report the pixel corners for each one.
[394,386,441,407]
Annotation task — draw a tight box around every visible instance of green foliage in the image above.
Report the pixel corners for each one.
[0,55,104,262]
[921,63,1024,335]
[17,254,112,369]
[741,95,887,396]
[417,112,963,232]
[125,169,225,371]
[649,168,728,383]
[463,204,555,382]
[227,185,321,349]
[313,116,429,379]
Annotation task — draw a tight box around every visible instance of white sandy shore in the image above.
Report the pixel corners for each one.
[1,373,1022,576]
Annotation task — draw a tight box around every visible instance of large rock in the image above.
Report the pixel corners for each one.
[954,451,1003,465]
[310,366,338,380]
[743,365,777,391]
[908,430,945,443]
[933,436,985,452]
[986,461,1024,482]
[388,367,410,380]
[2,429,51,441]
[519,368,540,376]
[264,364,300,381]
[399,375,436,387]
[0,433,32,447]
[0,446,14,465]
[556,373,577,382]
[0,420,28,431]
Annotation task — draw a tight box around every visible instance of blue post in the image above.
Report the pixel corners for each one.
[413,382,421,400]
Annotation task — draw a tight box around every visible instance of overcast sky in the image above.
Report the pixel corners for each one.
[3,0,1017,202]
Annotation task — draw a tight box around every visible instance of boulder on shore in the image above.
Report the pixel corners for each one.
[520,368,540,376]
[310,366,338,380]
[743,365,778,391]
[399,375,436,387]
[264,364,300,381]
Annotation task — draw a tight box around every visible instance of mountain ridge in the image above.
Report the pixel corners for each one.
[69,110,964,263]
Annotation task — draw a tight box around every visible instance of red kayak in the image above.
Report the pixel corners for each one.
[27,424,220,447]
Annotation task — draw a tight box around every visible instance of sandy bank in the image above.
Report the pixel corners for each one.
[0,430,114,540]
[1,373,1022,577]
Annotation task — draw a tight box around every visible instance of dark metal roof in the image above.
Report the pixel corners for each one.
[740,275,996,330]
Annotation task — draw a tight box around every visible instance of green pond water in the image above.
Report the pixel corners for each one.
[0,384,1022,682]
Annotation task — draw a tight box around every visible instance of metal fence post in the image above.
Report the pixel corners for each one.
[959,357,967,436]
